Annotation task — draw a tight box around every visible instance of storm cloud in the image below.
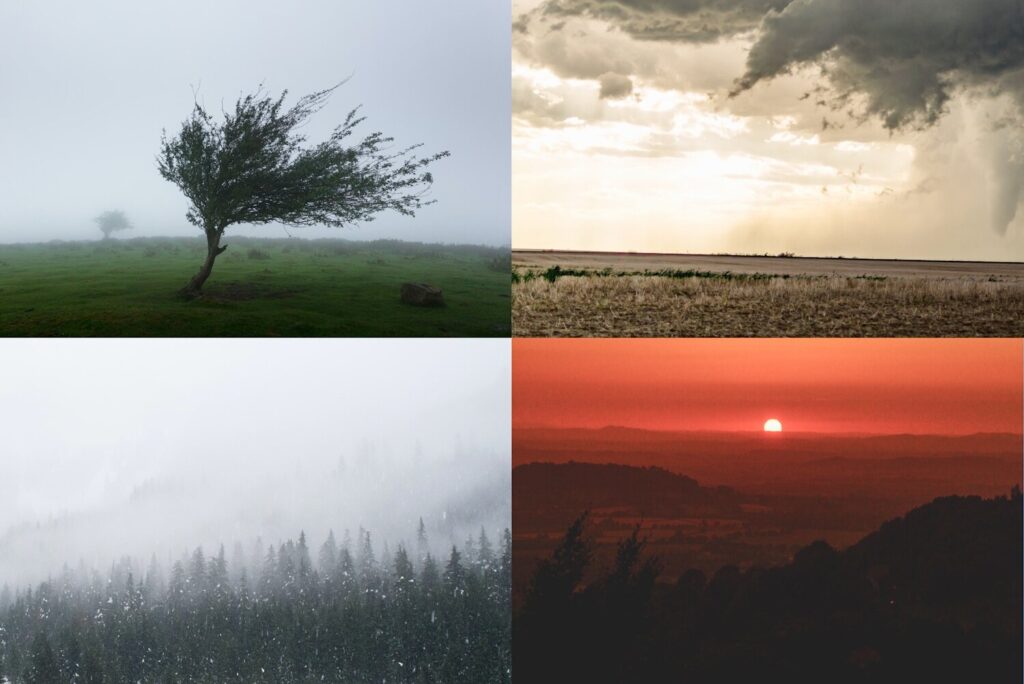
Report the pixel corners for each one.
[529,0,792,42]
[735,0,1024,128]
[732,0,1024,232]
[514,0,1024,249]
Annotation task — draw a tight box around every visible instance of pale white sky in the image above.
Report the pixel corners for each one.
[0,0,510,246]
[0,339,510,586]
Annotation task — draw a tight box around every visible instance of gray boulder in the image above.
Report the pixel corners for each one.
[400,282,445,307]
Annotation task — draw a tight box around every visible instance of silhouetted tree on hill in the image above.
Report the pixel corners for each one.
[516,514,665,683]
[515,491,1022,683]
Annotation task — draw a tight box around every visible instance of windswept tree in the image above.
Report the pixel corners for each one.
[157,84,449,297]
[93,209,132,240]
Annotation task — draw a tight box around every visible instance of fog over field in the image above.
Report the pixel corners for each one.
[0,0,509,246]
[0,339,511,588]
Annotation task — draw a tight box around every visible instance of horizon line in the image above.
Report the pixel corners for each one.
[513,424,1023,438]
[511,247,1024,267]
[0,234,510,250]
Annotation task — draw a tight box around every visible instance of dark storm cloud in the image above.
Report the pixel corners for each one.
[734,0,1024,129]
[598,72,634,98]
[731,0,1024,232]
[530,0,792,42]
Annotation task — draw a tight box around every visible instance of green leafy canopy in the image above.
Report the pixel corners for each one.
[157,83,450,234]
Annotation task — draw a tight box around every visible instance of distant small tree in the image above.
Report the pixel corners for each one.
[157,84,449,298]
[94,209,132,240]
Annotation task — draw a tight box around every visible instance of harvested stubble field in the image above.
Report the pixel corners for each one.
[511,253,1024,337]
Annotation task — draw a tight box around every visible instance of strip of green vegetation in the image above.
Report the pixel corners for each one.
[512,265,816,283]
[512,265,891,284]
[0,237,510,336]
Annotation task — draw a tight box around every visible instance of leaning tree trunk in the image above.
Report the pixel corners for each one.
[180,228,226,298]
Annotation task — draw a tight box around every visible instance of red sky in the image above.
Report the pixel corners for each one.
[513,339,1023,435]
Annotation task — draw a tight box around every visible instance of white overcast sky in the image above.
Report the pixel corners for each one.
[0,339,510,586]
[0,0,510,246]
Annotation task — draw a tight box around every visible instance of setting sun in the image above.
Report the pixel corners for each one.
[764,418,783,432]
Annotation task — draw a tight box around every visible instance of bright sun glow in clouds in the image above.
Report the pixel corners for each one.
[764,418,783,432]
[511,0,1024,260]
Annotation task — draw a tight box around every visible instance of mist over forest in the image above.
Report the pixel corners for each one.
[0,339,511,590]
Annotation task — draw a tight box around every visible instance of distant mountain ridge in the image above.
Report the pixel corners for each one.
[515,425,1021,459]
[513,462,739,509]
[512,428,1020,504]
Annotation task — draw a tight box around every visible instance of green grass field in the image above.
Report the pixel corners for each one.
[0,237,511,336]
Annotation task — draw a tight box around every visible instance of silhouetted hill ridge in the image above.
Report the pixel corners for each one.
[842,491,1022,610]
[513,461,738,508]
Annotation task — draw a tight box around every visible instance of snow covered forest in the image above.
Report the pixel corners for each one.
[0,522,511,683]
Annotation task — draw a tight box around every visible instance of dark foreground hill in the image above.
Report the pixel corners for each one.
[512,459,1013,597]
[514,489,1022,683]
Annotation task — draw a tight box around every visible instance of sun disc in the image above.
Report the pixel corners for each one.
[764,418,783,432]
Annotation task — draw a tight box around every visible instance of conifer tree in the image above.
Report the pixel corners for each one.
[319,531,339,578]
[0,522,511,683]
[24,632,60,684]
